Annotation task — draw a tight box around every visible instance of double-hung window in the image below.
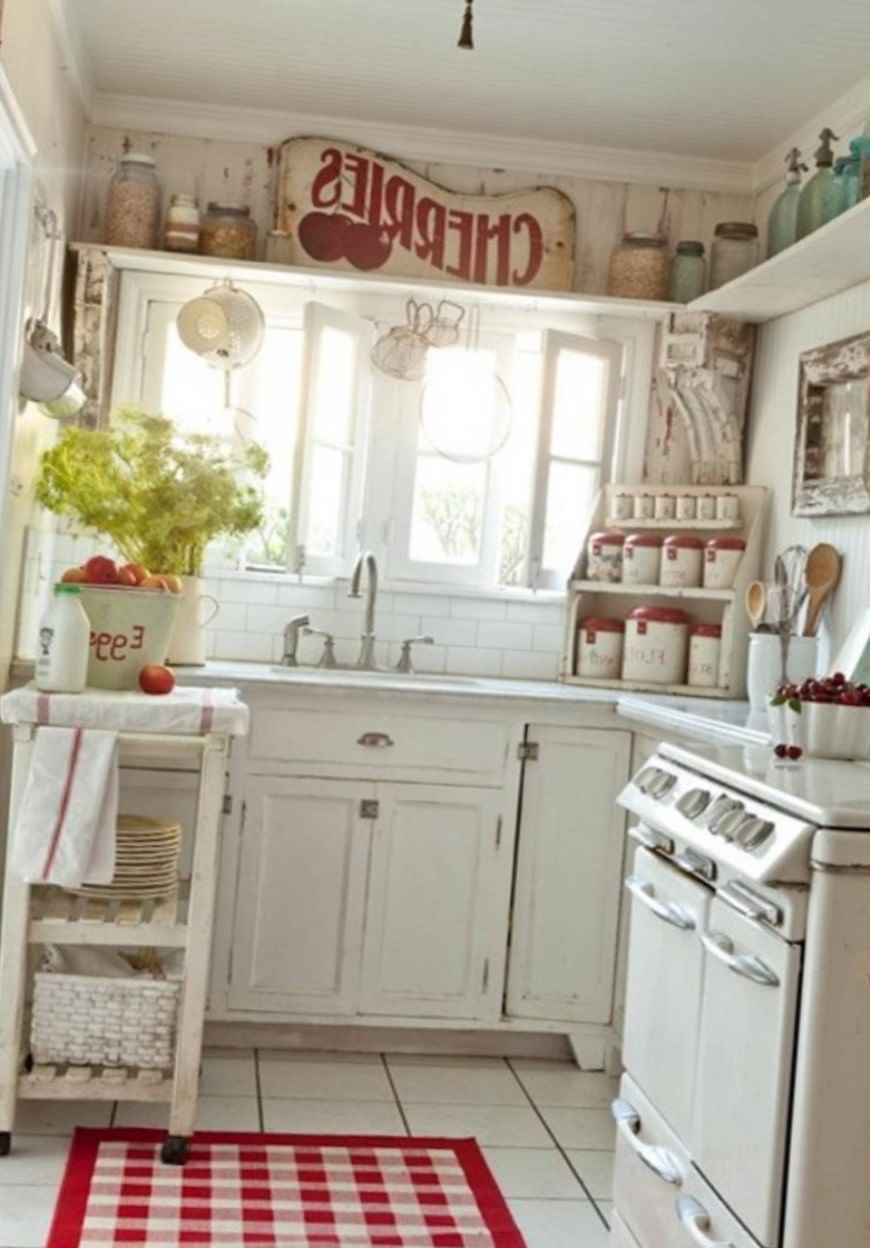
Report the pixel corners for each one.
[113,270,627,593]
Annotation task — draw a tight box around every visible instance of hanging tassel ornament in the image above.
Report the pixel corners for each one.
[457,0,474,50]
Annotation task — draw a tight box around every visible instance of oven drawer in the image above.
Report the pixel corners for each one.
[622,846,711,1143]
[692,897,801,1248]
[613,1074,760,1248]
[248,707,508,780]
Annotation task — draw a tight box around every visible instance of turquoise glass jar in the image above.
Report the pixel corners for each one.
[669,241,706,302]
[796,128,839,240]
[767,148,807,257]
[831,156,860,219]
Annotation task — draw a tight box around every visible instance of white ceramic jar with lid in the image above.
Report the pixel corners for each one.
[611,491,634,521]
[654,493,676,520]
[36,583,90,693]
[675,493,697,521]
[622,606,691,685]
[703,536,746,589]
[661,534,704,587]
[688,623,722,688]
[622,533,662,586]
[586,531,625,582]
[577,617,625,680]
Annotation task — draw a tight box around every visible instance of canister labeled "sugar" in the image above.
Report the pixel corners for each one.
[577,617,625,680]
[622,606,691,685]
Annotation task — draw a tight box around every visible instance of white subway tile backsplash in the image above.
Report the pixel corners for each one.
[218,578,279,605]
[422,617,478,647]
[446,647,503,677]
[533,624,566,653]
[450,598,507,621]
[376,614,425,643]
[393,592,451,617]
[505,602,564,625]
[387,642,448,673]
[212,630,273,662]
[275,583,337,609]
[501,650,561,680]
[211,602,247,632]
[477,621,534,650]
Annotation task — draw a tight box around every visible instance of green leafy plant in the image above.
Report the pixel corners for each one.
[36,407,270,576]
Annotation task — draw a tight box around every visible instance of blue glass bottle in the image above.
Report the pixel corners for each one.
[831,156,860,219]
[796,129,840,240]
[767,147,807,257]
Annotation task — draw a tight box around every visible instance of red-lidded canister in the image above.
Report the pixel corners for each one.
[688,622,723,688]
[622,605,691,684]
[577,616,625,680]
[586,531,625,583]
[661,534,704,588]
[622,532,663,586]
[703,536,746,589]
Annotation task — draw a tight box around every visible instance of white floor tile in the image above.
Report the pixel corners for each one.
[482,1146,585,1199]
[508,1198,610,1248]
[540,1106,616,1151]
[200,1054,257,1097]
[0,1135,70,1186]
[511,1060,620,1108]
[262,1098,406,1134]
[402,1103,551,1148]
[0,1184,58,1248]
[567,1149,615,1199]
[258,1053,394,1102]
[13,1100,113,1135]
[387,1057,525,1106]
[114,1095,260,1131]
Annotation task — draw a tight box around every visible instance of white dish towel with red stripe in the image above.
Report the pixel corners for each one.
[11,726,118,887]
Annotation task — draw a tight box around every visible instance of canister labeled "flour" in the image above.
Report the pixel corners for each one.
[577,617,625,680]
[622,606,690,685]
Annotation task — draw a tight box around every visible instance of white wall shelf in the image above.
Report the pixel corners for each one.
[70,242,680,322]
[569,580,735,602]
[688,197,870,323]
[604,517,742,531]
[562,675,731,700]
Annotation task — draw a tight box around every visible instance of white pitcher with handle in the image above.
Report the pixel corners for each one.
[166,576,219,666]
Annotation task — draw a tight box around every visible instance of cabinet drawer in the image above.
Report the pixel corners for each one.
[613,1075,758,1248]
[249,707,508,778]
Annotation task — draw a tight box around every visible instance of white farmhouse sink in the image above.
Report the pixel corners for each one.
[269,666,481,688]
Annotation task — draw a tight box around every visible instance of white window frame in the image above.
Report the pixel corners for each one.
[527,329,624,589]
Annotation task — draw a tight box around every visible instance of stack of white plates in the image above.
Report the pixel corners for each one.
[67,815,182,900]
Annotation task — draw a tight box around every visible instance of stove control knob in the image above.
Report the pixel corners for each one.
[715,807,746,841]
[650,771,677,799]
[706,797,742,834]
[677,788,711,819]
[743,820,775,852]
[736,816,764,847]
[636,767,660,794]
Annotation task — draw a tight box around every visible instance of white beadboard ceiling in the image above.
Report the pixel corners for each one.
[67,0,870,163]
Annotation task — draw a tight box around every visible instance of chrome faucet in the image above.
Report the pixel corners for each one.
[280,614,310,666]
[348,551,379,670]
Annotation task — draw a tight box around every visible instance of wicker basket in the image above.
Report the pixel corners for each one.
[31,972,181,1070]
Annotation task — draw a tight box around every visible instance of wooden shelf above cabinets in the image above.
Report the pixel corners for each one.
[562,674,732,699]
[603,517,742,531]
[687,197,870,324]
[569,579,736,602]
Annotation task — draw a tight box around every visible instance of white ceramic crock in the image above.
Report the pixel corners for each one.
[703,536,747,589]
[166,576,220,666]
[622,533,662,586]
[660,535,704,588]
[748,634,818,712]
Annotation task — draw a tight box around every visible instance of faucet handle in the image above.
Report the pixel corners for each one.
[303,626,338,669]
[395,635,435,673]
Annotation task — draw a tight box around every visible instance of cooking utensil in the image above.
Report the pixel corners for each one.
[803,543,842,637]
[773,556,791,685]
[745,580,768,630]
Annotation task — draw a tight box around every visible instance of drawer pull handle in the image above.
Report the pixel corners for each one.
[611,1098,683,1186]
[700,931,779,987]
[676,1195,735,1247]
[625,877,695,931]
[357,732,395,748]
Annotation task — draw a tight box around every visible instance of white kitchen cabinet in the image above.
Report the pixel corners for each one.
[506,724,631,1026]
[227,775,373,1016]
[360,784,509,1021]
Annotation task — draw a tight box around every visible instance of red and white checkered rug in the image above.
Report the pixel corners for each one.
[47,1129,527,1247]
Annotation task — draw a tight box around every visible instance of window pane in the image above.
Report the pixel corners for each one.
[313,326,355,446]
[551,349,607,461]
[409,455,485,565]
[306,444,349,558]
[495,343,539,586]
[160,321,225,434]
[421,346,505,462]
[543,461,599,579]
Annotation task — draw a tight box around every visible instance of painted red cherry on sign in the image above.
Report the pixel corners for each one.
[343,221,393,271]
[297,212,351,263]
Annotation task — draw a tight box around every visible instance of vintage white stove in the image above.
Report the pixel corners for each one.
[612,740,870,1248]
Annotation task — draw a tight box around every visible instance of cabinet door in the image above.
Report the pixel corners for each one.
[507,725,632,1024]
[228,776,373,1016]
[360,785,509,1020]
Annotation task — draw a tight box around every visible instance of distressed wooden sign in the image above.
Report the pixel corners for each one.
[274,137,575,290]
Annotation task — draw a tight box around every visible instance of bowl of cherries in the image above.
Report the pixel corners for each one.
[769,673,870,761]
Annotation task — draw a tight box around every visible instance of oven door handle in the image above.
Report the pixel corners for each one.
[675,1195,735,1247]
[625,876,696,931]
[700,930,780,987]
[611,1099,684,1186]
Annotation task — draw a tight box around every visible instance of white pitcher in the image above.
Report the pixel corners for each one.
[166,576,219,666]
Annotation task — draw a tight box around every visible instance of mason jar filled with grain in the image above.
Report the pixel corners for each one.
[200,202,258,260]
[105,153,161,249]
[607,232,669,300]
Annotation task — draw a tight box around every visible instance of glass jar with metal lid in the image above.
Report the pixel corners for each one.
[607,233,669,301]
[709,222,758,289]
[669,241,706,303]
[200,202,258,259]
[105,152,161,249]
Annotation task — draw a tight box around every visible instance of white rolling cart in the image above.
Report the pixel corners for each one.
[0,685,248,1166]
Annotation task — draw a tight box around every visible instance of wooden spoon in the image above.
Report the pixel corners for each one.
[745,580,768,630]
[803,543,842,637]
